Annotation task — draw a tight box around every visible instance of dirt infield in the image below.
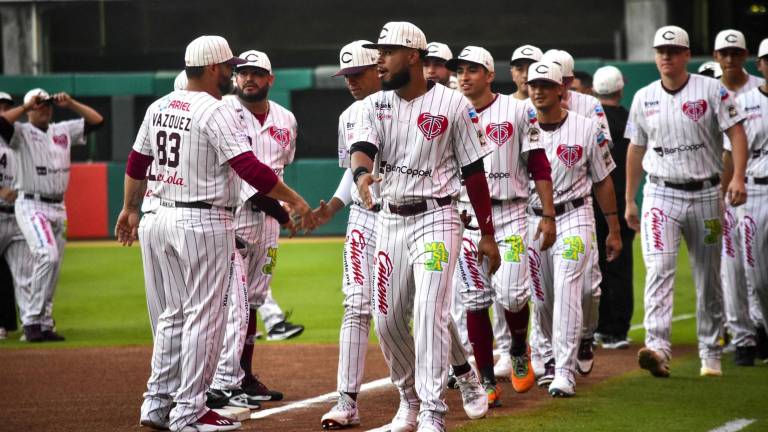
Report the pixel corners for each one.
[0,343,691,432]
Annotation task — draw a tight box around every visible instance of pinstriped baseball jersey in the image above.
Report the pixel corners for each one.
[132,90,253,207]
[567,90,613,143]
[625,74,745,182]
[141,163,161,214]
[349,82,491,203]
[732,88,768,176]
[0,142,16,207]
[8,119,85,196]
[526,111,614,209]
[338,100,380,204]
[722,75,763,149]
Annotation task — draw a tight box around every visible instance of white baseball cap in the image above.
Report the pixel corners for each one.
[714,29,747,51]
[758,38,768,58]
[446,46,494,72]
[334,40,378,77]
[426,42,453,61]
[237,50,272,74]
[173,71,188,91]
[526,61,563,85]
[363,21,427,51]
[510,44,543,65]
[23,88,50,105]
[542,49,574,77]
[0,92,12,104]
[184,35,246,67]
[697,61,723,78]
[593,65,624,95]
[653,26,689,49]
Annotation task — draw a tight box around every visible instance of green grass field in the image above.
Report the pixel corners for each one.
[2,238,766,431]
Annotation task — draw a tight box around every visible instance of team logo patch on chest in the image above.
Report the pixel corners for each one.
[682,100,707,122]
[417,113,448,140]
[556,144,583,168]
[52,134,69,149]
[485,122,513,146]
[268,126,291,148]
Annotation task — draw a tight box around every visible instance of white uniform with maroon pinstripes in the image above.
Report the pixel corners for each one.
[133,89,254,431]
[526,110,614,386]
[720,75,765,349]
[625,73,745,363]
[731,87,768,339]
[350,82,490,429]
[8,119,85,330]
[0,142,33,328]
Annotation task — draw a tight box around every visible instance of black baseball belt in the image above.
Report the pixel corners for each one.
[531,197,586,217]
[0,206,14,214]
[387,196,452,216]
[160,200,235,212]
[648,175,720,192]
[22,192,63,204]
[747,176,768,185]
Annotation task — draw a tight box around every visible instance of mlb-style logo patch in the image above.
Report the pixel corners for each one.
[486,122,513,146]
[556,144,583,168]
[467,107,480,124]
[269,126,291,148]
[682,100,707,121]
[417,113,448,140]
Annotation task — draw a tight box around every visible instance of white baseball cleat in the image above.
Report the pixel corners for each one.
[548,374,576,398]
[321,393,360,429]
[493,353,512,379]
[455,370,488,419]
[390,402,418,432]
[700,358,723,377]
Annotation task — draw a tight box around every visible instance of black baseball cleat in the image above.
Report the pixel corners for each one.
[576,338,594,376]
[755,326,768,362]
[242,375,284,401]
[733,345,756,366]
[267,320,304,341]
[42,330,66,342]
[23,324,44,343]
[205,389,231,409]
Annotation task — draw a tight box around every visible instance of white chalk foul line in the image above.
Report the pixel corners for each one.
[250,377,392,420]
[365,424,393,432]
[629,313,696,331]
[708,418,756,432]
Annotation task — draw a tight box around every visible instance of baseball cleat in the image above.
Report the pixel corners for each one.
[206,389,231,409]
[446,369,459,389]
[267,320,304,341]
[493,353,512,380]
[242,376,283,401]
[536,359,555,388]
[482,378,502,408]
[755,326,768,361]
[456,369,488,419]
[601,336,630,350]
[548,375,575,398]
[179,410,241,431]
[321,393,360,429]
[42,329,66,342]
[576,338,594,376]
[23,324,43,343]
[510,350,535,393]
[700,358,723,377]
[637,347,670,378]
[390,402,418,432]
[225,389,262,410]
[733,346,756,366]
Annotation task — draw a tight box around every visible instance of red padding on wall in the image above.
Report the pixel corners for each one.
[64,163,108,239]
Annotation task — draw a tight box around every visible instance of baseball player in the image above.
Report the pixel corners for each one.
[350,22,498,432]
[0,91,20,340]
[737,38,768,362]
[538,48,613,376]
[447,46,556,406]
[625,26,748,378]
[509,45,543,102]
[116,35,315,432]
[424,42,454,87]
[524,61,621,397]
[713,29,765,366]
[0,88,104,343]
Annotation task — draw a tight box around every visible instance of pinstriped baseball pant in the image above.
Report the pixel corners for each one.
[743,183,768,336]
[0,212,33,327]
[139,206,234,431]
[722,203,757,347]
[211,250,249,391]
[14,197,66,328]
[372,203,461,430]
[640,183,724,361]
[235,206,280,308]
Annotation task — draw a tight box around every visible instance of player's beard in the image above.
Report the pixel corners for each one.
[218,75,234,95]
[236,85,270,102]
[381,68,410,90]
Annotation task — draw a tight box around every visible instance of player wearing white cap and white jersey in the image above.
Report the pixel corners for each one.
[524,61,621,397]
[712,29,766,366]
[116,35,316,432]
[424,42,454,87]
[350,22,497,432]
[732,39,768,363]
[625,26,749,379]
[0,87,104,343]
[509,45,543,101]
[447,46,556,406]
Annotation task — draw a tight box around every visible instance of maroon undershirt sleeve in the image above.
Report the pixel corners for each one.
[228,151,279,195]
[250,193,290,224]
[463,171,495,236]
[527,149,552,182]
[125,150,154,180]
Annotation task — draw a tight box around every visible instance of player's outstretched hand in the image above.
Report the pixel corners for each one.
[312,200,334,226]
[292,199,318,233]
[477,234,501,275]
[726,178,747,207]
[115,208,140,246]
[281,219,298,238]
[534,217,556,251]
[356,173,381,210]
[605,230,623,262]
[625,201,640,232]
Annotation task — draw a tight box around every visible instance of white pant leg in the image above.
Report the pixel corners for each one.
[582,230,601,341]
[528,215,555,365]
[721,204,756,347]
[211,251,249,390]
[743,185,768,333]
[139,213,166,334]
[258,290,286,333]
[1,213,33,325]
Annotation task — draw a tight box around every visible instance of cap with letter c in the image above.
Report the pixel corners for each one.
[714,29,747,51]
[184,35,246,67]
[426,42,453,62]
[510,44,543,65]
[334,40,378,77]
[363,21,427,51]
[237,50,272,74]
[446,46,494,72]
[541,49,574,78]
[526,61,563,85]
[653,26,689,49]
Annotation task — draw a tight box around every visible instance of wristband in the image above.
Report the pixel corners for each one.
[353,167,370,185]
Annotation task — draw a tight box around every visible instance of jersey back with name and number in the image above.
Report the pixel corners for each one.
[526,110,615,208]
[625,74,745,182]
[349,82,490,203]
[132,90,253,208]
[8,119,85,197]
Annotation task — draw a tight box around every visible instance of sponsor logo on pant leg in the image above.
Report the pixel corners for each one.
[645,207,668,251]
[374,251,393,315]
[347,229,367,286]
[461,237,485,290]
[503,235,525,263]
[743,215,756,268]
[528,247,544,302]
[424,241,449,272]
[723,209,736,258]
[562,235,585,261]
[262,247,278,274]
[703,218,722,245]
